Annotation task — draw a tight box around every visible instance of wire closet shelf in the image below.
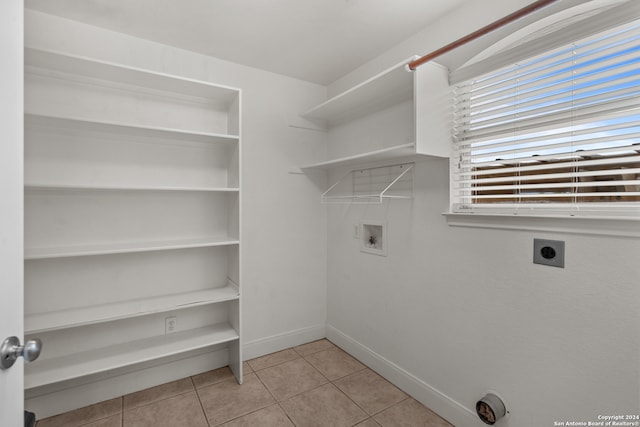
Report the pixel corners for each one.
[321,163,414,204]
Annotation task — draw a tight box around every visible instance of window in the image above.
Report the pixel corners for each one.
[451,12,640,217]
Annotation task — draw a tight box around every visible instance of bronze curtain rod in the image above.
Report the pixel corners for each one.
[408,0,560,70]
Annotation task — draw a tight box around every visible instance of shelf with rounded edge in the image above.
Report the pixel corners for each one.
[25,322,239,390]
[25,279,239,334]
[25,113,239,147]
[25,183,240,192]
[25,236,240,260]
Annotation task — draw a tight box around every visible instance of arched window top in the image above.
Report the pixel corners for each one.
[451,0,638,84]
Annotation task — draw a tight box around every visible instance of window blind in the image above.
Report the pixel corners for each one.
[451,18,640,216]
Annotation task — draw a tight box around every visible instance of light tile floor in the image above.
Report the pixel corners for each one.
[36,339,453,427]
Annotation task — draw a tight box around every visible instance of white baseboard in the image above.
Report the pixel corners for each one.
[327,324,484,427]
[243,324,326,360]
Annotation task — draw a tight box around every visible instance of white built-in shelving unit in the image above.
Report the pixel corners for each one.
[23,47,242,395]
[295,56,450,202]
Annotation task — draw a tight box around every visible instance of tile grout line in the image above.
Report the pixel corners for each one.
[236,339,335,373]
[252,353,333,403]
[370,396,412,419]
[72,396,123,427]
[302,351,368,382]
[214,403,286,427]
[302,353,331,384]
[280,380,330,404]
[329,376,372,423]
[327,369,414,423]
[252,368,279,403]
[293,340,339,358]
[189,375,211,427]
[247,354,302,373]
[275,381,345,427]
[121,387,196,414]
[202,372,276,426]
[276,402,298,427]
[192,376,214,427]
[320,350,416,420]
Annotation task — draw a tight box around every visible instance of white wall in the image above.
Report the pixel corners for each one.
[325,1,640,426]
[25,8,328,413]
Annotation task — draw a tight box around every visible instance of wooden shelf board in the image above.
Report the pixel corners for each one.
[298,143,417,171]
[25,183,239,192]
[25,113,239,145]
[25,323,239,389]
[301,56,418,124]
[25,237,240,260]
[25,48,240,103]
[26,283,239,334]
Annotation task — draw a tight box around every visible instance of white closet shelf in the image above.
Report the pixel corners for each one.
[25,113,239,145]
[301,56,419,125]
[25,183,240,192]
[25,323,239,390]
[25,48,240,103]
[25,281,239,334]
[296,143,417,171]
[25,237,240,260]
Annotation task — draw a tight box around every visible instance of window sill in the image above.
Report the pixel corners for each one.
[443,212,640,238]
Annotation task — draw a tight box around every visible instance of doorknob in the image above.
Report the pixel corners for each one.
[1,336,42,369]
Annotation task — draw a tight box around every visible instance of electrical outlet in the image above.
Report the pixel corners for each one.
[354,224,360,239]
[165,316,177,334]
[533,238,565,268]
